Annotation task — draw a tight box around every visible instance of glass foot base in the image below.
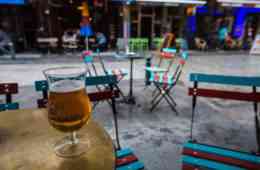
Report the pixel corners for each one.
[54,134,89,158]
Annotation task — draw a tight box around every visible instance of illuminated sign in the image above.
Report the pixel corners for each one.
[112,0,206,5]
[250,34,260,55]
[0,0,25,5]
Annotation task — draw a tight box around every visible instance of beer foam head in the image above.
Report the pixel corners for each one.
[50,80,85,93]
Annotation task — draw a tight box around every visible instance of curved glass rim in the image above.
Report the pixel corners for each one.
[43,66,86,78]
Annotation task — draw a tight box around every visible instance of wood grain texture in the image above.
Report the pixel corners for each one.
[0,109,115,170]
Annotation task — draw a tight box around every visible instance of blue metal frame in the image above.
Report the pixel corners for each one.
[233,7,260,38]
[0,0,25,5]
[196,6,260,38]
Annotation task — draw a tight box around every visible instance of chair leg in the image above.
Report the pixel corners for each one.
[115,84,128,103]
[165,90,177,106]
[151,90,161,104]
[150,87,165,111]
[152,88,158,97]
[163,95,179,115]
[150,84,178,114]
[92,102,98,110]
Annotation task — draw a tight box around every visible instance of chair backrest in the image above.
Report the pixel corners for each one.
[189,74,260,101]
[146,51,188,86]
[0,83,19,111]
[159,33,174,51]
[34,75,119,108]
[189,73,260,152]
[172,51,189,84]
[82,50,100,77]
[35,80,49,108]
[153,33,175,68]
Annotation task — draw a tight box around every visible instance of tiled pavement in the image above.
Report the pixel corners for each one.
[0,51,259,170]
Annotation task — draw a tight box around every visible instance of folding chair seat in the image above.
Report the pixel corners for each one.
[149,51,189,113]
[106,68,128,82]
[0,83,19,111]
[116,148,145,170]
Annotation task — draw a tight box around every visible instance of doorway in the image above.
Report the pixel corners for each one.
[141,16,152,47]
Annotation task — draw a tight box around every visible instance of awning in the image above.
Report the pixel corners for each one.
[0,0,25,5]
[112,0,206,5]
[218,0,260,7]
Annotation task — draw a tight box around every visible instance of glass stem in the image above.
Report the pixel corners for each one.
[71,131,78,145]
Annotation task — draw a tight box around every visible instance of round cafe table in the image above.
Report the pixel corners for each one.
[0,109,115,170]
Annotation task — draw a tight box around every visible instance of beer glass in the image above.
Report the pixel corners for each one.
[43,66,92,158]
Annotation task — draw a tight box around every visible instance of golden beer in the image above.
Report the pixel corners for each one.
[48,80,92,132]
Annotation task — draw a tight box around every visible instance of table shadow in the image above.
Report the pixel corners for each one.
[0,127,12,144]
[58,156,89,170]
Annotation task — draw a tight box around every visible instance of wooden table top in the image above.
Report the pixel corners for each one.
[0,109,115,170]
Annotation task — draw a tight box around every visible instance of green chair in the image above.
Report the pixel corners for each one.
[152,38,163,50]
[0,83,19,111]
[130,38,149,53]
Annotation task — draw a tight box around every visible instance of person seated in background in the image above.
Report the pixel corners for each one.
[195,37,207,51]
[218,23,228,49]
[62,29,78,52]
[93,32,107,52]
[0,26,15,59]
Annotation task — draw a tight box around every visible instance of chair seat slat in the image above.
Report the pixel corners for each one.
[88,90,119,102]
[189,88,260,102]
[85,75,117,86]
[35,80,48,91]
[116,148,133,158]
[183,148,260,170]
[184,142,260,164]
[190,73,260,87]
[182,163,201,170]
[0,83,18,94]
[0,103,19,111]
[116,161,144,170]
[183,155,246,170]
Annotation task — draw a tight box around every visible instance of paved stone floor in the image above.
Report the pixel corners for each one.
[0,51,260,170]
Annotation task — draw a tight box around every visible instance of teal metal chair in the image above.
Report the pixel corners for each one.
[182,73,260,170]
[85,75,145,170]
[0,83,19,111]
